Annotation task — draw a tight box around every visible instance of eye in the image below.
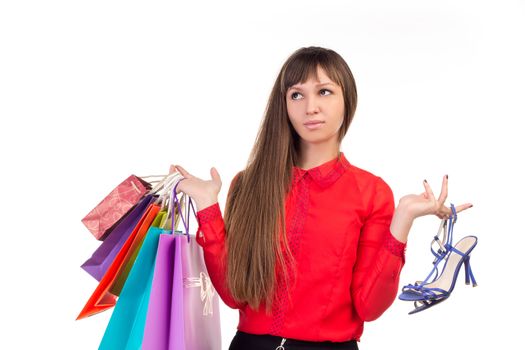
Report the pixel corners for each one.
[290,89,333,100]
[290,91,301,100]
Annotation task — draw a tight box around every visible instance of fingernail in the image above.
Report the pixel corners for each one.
[424,179,427,183]
[469,204,473,208]
[446,174,448,179]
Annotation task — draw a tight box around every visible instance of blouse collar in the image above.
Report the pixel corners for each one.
[292,151,351,189]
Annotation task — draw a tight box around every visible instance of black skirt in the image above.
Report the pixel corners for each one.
[229,330,359,350]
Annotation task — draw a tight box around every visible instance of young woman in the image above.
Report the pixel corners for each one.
[171,46,473,350]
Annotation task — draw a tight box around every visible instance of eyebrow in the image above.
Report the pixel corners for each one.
[289,82,337,90]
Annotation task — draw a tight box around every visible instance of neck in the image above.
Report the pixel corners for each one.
[297,144,341,170]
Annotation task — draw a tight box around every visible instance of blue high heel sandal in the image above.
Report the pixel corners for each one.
[398,204,478,315]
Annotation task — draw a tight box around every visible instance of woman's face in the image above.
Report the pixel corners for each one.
[286,66,345,148]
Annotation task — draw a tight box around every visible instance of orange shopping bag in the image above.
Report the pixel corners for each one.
[76,202,162,320]
[109,208,169,296]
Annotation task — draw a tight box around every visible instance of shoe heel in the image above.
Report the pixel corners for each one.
[464,256,478,287]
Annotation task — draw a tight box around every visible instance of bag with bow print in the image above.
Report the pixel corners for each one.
[142,183,221,350]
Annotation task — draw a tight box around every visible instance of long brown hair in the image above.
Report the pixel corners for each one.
[223,46,358,314]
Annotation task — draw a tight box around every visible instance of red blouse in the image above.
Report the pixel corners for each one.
[195,151,407,343]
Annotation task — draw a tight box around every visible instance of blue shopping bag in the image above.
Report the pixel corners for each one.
[98,225,167,350]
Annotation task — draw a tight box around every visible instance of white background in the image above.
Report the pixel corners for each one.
[1,0,523,349]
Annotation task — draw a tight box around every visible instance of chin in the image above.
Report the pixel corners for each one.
[301,135,330,144]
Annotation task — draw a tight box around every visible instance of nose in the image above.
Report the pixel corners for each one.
[306,95,320,115]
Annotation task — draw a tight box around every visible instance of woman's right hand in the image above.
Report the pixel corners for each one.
[169,164,222,211]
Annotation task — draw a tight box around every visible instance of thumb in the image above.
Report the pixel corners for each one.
[210,167,221,182]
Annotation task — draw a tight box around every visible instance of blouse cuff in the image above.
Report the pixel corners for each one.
[385,232,407,259]
[196,202,221,226]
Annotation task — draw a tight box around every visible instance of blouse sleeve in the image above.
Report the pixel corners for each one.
[350,176,407,322]
[195,171,247,310]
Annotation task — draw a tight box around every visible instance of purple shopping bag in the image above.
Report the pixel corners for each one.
[143,185,221,350]
[81,194,155,281]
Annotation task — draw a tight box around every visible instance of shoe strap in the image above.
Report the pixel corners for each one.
[405,205,460,289]
[430,204,458,264]
[431,219,448,262]
[402,283,449,299]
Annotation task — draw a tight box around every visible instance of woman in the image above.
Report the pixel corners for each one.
[171,46,472,350]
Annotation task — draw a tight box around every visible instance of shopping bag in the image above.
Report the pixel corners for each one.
[141,233,175,349]
[142,187,221,350]
[75,202,161,320]
[82,175,152,240]
[81,194,154,281]
[142,234,222,350]
[98,225,166,350]
[110,209,167,296]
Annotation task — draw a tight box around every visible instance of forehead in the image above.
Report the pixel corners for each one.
[289,80,339,91]
[288,66,338,90]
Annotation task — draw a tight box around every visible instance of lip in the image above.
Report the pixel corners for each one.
[304,120,324,125]
[304,121,324,130]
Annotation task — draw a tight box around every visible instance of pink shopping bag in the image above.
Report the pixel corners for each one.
[82,175,151,240]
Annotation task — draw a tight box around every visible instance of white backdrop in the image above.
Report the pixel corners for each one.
[1,0,523,349]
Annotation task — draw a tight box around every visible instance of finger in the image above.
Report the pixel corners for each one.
[175,165,192,178]
[169,165,178,174]
[440,203,472,219]
[436,207,450,218]
[437,175,448,206]
[452,203,474,215]
[175,182,183,194]
[423,179,436,200]
[210,167,222,185]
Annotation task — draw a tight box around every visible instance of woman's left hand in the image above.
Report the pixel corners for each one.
[399,175,473,220]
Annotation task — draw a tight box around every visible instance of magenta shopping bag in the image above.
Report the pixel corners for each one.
[142,185,221,350]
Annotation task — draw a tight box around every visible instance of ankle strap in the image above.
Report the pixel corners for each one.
[419,205,460,285]
[430,204,458,264]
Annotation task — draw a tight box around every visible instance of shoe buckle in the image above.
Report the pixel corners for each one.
[432,236,448,265]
